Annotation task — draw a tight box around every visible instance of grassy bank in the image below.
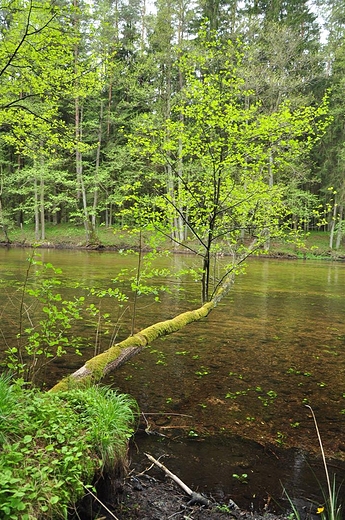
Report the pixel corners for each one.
[2,223,345,260]
[0,375,137,519]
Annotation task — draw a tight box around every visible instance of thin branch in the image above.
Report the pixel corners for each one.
[81,483,120,520]
[152,224,203,257]
[0,0,34,78]
[160,192,207,250]
[210,239,259,299]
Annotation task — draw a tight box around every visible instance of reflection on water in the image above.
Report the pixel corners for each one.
[1,248,345,510]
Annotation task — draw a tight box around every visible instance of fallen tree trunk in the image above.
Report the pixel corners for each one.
[50,300,215,392]
[50,246,251,393]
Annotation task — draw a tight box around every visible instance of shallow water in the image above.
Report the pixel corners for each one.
[1,248,345,511]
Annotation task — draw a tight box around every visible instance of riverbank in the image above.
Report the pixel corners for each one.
[1,223,345,260]
[79,455,297,520]
[104,474,293,520]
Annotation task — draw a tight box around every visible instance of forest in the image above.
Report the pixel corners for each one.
[0,0,344,255]
[2,2,345,517]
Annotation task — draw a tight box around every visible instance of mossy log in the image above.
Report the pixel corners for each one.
[50,262,240,392]
[50,301,215,392]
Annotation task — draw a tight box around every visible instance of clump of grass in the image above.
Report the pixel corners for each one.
[284,405,342,520]
[305,405,342,520]
[0,374,137,519]
[59,386,138,471]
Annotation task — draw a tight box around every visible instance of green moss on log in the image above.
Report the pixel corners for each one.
[50,301,215,392]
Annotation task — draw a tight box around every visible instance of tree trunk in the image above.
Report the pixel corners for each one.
[50,300,215,392]
[329,198,337,249]
[40,170,45,241]
[335,204,343,249]
[92,101,103,232]
[76,101,90,241]
[34,176,40,241]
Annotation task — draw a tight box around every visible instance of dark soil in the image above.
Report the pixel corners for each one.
[116,477,275,519]
[76,453,304,520]
[95,474,294,520]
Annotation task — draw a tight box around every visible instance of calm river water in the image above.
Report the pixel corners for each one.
[1,247,345,512]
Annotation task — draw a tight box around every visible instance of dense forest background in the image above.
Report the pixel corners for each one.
[0,0,345,250]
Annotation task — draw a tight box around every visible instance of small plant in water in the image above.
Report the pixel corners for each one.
[216,504,232,513]
[232,473,248,484]
[290,422,300,428]
[275,431,285,445]
[225,389,248,399]
[195,366,209,377]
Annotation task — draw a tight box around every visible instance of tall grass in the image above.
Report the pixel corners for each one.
[284,406,342,520]
[59,385,139,470]
[305,405,342,520]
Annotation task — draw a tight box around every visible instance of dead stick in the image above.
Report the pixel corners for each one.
[144,453,211,507]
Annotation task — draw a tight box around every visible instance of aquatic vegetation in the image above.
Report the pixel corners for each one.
[225,390,248,399]
[275,431,286,446]
[195,366,210,377]
[232,473,248,484]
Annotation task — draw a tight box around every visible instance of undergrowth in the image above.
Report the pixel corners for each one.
[0,374,137,519]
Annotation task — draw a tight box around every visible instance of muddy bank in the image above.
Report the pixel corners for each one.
[79,469,293,520]
[79,459,315,520]
[110,475,293,520]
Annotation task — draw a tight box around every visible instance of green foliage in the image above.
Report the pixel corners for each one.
[0,1,76,156]
[129,33,330,302]
[0,374,137,520]
[4,252,85,383]
[232,473,248,484]
[0,0,338,248]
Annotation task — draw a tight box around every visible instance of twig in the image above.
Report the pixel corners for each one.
[145,453,211,507]
[134,453,167,477]
[81,483,119,520]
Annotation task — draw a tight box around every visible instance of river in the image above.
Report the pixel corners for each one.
[1,247,345,512]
